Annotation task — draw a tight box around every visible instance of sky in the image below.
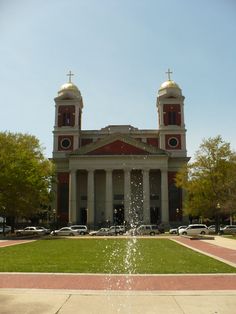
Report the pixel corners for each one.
[0,0,236,159]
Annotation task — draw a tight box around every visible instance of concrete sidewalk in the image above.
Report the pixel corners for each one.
[204,235,236,250]
[0,289,236,314]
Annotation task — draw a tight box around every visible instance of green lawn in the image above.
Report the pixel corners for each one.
[223,235,236,240]
[0,238,235,273]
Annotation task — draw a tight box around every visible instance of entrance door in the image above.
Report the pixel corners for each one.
[80,208,87,225]
[150,207,159,224]
[113,205,124,225]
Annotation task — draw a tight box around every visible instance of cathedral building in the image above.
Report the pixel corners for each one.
[52,70,189,228]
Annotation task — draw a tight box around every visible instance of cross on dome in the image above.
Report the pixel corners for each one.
[165,68,173,81]
[67,70,74,83]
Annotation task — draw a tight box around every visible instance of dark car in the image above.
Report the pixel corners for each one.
[0,225,11,234]
[219,225,236,235]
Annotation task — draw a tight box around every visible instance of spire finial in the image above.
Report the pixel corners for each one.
[165,68,173,81]
[67,70,74,83]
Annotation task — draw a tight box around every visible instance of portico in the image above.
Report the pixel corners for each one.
[67,162,169,227]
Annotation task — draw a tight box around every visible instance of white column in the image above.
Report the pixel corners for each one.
[74,106,79,127]
[105,169,113,222]
[157,99,164,128]
[161,169,169,223]
[124,168,131,222]
[159,104,164,127]
[180,103,185,128]
[142,168,150,223]
[87,169,95,227]
[54,104,59,127]
[73,106,79,150]
[74,134,79,150]
[69,169,77,224]
[53,135,58,152]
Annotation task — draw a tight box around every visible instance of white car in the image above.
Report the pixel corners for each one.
[179,224,209,236]
[136,225,160,236]
[89,228,109,236]
[169,225,187,234]
[51,227,78,236]
[70,225,88,235]
[15,226,47,236]
[36,226,51,234]
[208,225,216,234]
[107,225,125,235]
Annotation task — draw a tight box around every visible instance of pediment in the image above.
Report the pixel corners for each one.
[88,140,148,155]
[71,133,168,156]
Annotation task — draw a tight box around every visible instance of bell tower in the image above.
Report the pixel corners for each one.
[157,69,187,157]
[53,71,83,157]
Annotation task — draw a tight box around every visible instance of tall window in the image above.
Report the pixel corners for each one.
[62,112,71,126]
[168,111,176,125]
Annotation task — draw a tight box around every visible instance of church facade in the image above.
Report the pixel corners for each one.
[52,71,189,228]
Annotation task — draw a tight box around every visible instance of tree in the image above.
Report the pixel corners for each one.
[175,136,236,233]
[0,132,55,226]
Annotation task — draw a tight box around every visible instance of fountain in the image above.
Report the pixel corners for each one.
[100,177,145,312]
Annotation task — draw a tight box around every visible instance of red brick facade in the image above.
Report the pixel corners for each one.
[81,138,93,146]
[88,140,149,155]
[163,104,181,126]
[57,173,69,222]
[147,138,159,147]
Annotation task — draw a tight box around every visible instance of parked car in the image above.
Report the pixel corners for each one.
[15,226,47,236]
[208,225,216,234]
[169,225,187,234]
[51,227,78,236]
[179,224,209,236]
[36,226,51,234]
[107,225,126,235]
[136,224,160,236]
[0,225,11,234]
[157,223,165,233]
[219,225,236,235]
[70,225,88,235]
[89,228,109,236]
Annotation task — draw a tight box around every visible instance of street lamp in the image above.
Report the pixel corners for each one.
[114,208,117,235]
[216,203,221,234]
[176,208,179,221]
[52,209,56,228]
[1,206,6,237]
[85,208,88,225]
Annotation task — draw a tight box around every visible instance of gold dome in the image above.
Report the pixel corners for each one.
[58,82,81,98]
[59,82,79,92]
[159,80,180,90]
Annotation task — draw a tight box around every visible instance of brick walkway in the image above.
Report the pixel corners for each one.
[173,237,236,266]
[0,273,236,290]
